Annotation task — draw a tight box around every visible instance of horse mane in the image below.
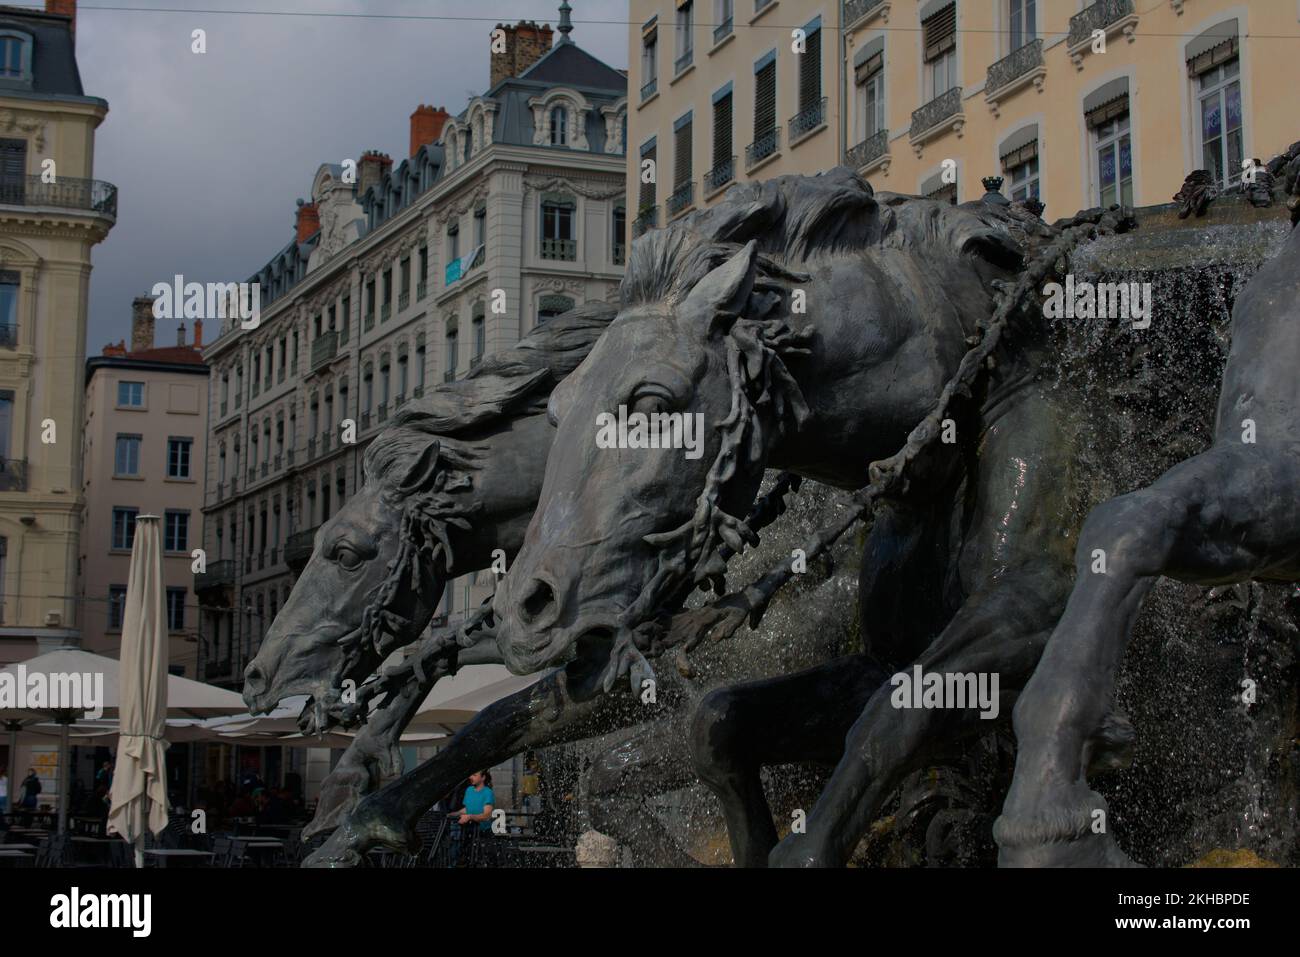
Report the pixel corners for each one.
[620,166,1052,308]
[363,300,618,493]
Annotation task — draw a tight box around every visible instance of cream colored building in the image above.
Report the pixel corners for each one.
[630,0,1296,222]
[80,303,208,676]
[0,1,115,666]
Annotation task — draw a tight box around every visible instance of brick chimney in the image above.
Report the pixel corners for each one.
[410,105,450,157]
[357,151,393,199]
[192,318,204,348]
[46,0,75,42]
[490,20,554,88]
[102,339,126,357]
[295,199,320,242]
[131,296,156,352]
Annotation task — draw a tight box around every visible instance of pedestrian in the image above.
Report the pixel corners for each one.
[19,767,40,826]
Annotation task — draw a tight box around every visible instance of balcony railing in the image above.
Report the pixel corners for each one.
[713,16,733,44]
[274,454,281,470]
[285,526,319,568]
[381,303,391,322]
[789,97,828,143]
[703,156,736,194]
[364,312,375,331]
[320,431,331,454]
[675,49,693,75]
[378,402,389,422]
[987,39,1044,95]
[0,322,15,348]
[911,87,963,140]
[413,385,424,399]
[612,241,626,265]
[844,129,889,170]
[444,369,456,383]
[361,411,371,430]
[307,437,316,460]
[277,367,286,384]
[666,181,694,218]
[0,458,27,492]
[399,291,409,310]
[195,560,236,592]
[842,0,886,28]
[260,462,268,477]
[286,449,295,466]
[417,279,427,300]
[632,205,659,238]
[0,175,118,218]
[745,127,780,169]
[220,401,228,417]
[640,76,657,102]
[540,238,577,261]
[1068,0,1135,49]
[394,392,406,406]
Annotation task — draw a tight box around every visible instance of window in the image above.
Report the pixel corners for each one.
[112,507,138,550]
[0,34,28,80]
[550,106,568,146]
[0,389,10,460]
[613,206,626,264]
[445,324,459,376]
[641,19,658,99]
[674,113,693,189]
[165,511,189,552]
[382,269,392,318]
[922,4,957,100]
[474,207,486,248]
[363,364,374,413]
[1086,82,1133,207]
[380,359,391,405]
[114,435,142,476]
[167,437,192,478]
[416,340,427,390]
[118,381,145,408]
[853,43,885,142]
[166,587,186,632]
[400,258,410,300]
[675,1,693,72]
[540,196,576,260]
[712,89,733,172]
[365,279,376,321]
[1009,0,1036,52]
[447,223,459,263]
[1001,128,1040,202]
[472,310,485,362]
[639,140,657,212]
[754,54,776,137]
[418,246,428,285]
[1008,156,1039,201]
[537,295,574,327]
[0,138,24,204]
[1197,57,1242,188]
[798,21,822,115]
[0,270,17,345]
[108,586,127,631]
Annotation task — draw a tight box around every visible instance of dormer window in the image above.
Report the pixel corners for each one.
[0,32,32,85]
[550,107,568,146]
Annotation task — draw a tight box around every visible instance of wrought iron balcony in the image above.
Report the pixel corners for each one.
[789,97,828,143]
[361,411,371,430]
[381,303,391,322]
[220,401,228,417]
[842,0,886,28]
[413,385,424,399]
[320,431,331,454]
[0,322,15,348]
[713,16,733,44]
[394,391,406,406]
[540,238,577,261]
[844,129,889,170]
[364,312,375,331]
[274,454,281,470]
[632,205,659,238]
[987,39,1044,95]
[0,457,27,491]
[910,87,963,140]
[674,49,693,75]
[378,402,388,423]
[260,462,268,477]
[666,181,694,218]
[286,449,295,465]
[311,331,338,371]
[307,437,316,459]
[0,175,118,218]
[640,76,657,102]
[417,279,427,300]
[745,127,780,169]
[704,156,736,194]
[285,526,319,569]
[612,241,626,265]
[399,291,409,310]
[1068,0,1135,48]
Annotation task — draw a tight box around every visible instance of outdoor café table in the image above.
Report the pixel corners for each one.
[0,849,33,868]
[0,843,37,851]
[241,839,286,866]
[144,849,215,869]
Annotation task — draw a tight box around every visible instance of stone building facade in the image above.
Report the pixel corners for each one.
[196,13,627,691]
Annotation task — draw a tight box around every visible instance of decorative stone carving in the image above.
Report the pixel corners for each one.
[0,110,46,150]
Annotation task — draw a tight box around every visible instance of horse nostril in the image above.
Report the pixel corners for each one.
[519,579,557,625]
[243,663,267,698]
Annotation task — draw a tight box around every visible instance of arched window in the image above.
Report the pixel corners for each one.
[472,305,486,364]
[0,32,33,84]
[445,318,459,381]
[550,106,568,146]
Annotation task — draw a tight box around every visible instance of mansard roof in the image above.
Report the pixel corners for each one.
[0,6,84,96]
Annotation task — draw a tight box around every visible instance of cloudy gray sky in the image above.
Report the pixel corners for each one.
[76,0,629,350]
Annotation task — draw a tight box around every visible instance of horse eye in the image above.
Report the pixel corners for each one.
[334,545,363,570]
[631,392,669,416]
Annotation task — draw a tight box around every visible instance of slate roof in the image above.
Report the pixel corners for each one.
[0,6,83,97]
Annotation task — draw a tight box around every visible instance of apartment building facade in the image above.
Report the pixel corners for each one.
[631,0,1295,223]
[80,304,208,674]
[0,1,116,664]
[196,14,627,690]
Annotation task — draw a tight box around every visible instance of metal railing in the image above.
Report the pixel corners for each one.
[399,291,409,310]
[745,127,780,168]
[540,238,577,261]
[0,322,16,348]
[911,87,963,140]
[413,385,424,399]
[0,457,27,491]
[987,39,1044,94]
[378,402,388,422]
[632,205,659,238]
[789,97,828,143]
[361,411,371,430]
[675,49,693,75]
[0,175,118,218]
[307,437,316,459]
[612,242,626,265]
[195,560,235,591]
[640,76,657,102]
[364,312,375,331]
[1068,0,1134,48]
[844,128,889,169]
[703,156,736,194]
[713,16,733,44]
[381,303,391,321]
[417,279,427,300]
[842,0,886,29]
[666,181,694,218]
[320,431,331,454]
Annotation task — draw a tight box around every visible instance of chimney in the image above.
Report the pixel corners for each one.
[192,318,204,348]
[490,20,554,88]
[46,0,75,42]
[357,151,393,199]
[177,323,186,347]
[131,296,156,352]
[101,339,126,357]
[410,105,450,157]
[295,199,320,242]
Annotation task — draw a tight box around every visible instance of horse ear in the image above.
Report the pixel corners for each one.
[394,440,441,496]
[683,240,758,332]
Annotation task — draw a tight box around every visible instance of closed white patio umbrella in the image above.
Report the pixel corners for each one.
[106,514,168,867]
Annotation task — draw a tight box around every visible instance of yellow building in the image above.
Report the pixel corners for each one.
[0,1,115,664]
[629,0,1296,222]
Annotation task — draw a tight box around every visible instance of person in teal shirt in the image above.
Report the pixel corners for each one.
[456,770,495,833]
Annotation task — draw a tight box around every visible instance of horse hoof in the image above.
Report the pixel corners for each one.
[302,828,366,869]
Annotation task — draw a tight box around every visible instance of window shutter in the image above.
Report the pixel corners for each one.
[855,52,883,86]
[922,4,956,62]
[1000,139,1038,173]
[713,93,732,166]
[674,118,692,186]
[799,29,822,110]
[639,146,656,209]
[754,61,776,134]
[1085,95,1128,129]
[1187,36,1239,76]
